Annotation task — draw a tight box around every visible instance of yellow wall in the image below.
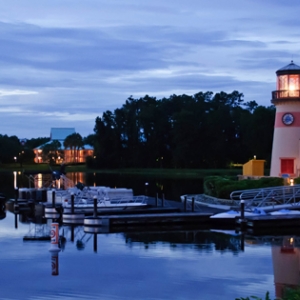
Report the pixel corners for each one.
[243,159,265,176]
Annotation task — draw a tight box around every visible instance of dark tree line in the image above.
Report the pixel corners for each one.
[0,135,49,165]
[0,90,275,169]
[92,91,275,169]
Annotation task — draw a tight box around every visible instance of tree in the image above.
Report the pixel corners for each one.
[42,140,62,164]
[63,133,84,163]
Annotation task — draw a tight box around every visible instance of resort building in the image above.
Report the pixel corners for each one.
[33,127,94,164]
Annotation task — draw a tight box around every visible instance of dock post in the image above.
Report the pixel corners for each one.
[155,193,158,207]
[162,194,165,207]
[93,195,97,217]
[239,200,247,232]
[71,225,75,242]
[94,233,97,253]
[192,197,195,212]
[145,182,148,196]
[14,187,19,212]
[240,200,245,219]
[52,190,56,208]
[241,233,245,251]
[14,213,18,229]
[71,193,75,214]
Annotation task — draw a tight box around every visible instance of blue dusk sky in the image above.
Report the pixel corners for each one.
[0,0,299,139]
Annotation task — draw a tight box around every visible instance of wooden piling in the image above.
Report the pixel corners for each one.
[71,193,75,214]
[93,196,97,217]
[240,200,245,219]
[52,190,55,207]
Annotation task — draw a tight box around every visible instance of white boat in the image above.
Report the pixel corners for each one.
[63,195,148,209]
[44,185,148,214]
[270,209,300,215]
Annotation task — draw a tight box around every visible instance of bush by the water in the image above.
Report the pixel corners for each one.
[204,176,284,199]
[236,286,300,299]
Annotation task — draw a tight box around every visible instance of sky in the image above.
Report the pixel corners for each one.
[0,0,300,139]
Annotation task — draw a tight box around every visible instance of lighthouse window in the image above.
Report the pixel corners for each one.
[278,75,288,90]
[280,159,294,174]
[288,75,299,97]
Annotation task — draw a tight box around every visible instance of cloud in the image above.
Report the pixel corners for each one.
[0,0,298,138]
[0,89,38,97]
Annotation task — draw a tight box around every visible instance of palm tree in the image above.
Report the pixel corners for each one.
[42,140,62,164]
[63,133,84,163]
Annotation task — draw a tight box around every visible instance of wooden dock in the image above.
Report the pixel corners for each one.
[236,214,300,235]
[98,211,213,227]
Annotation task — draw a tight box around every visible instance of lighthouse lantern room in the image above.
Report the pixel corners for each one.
[270,61,300,177]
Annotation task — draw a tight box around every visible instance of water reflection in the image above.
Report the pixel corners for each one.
[0,207,5,221]
[4,208,300,299]
[9,171,204,201]
[272,236,300,298]
[4,183,300,298]
[51,252,59,276]
[123,230,244,254]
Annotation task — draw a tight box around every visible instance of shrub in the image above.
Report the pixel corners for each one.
[204,176,284,199]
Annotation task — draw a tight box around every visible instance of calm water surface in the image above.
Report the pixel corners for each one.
[2,171,204,201]
[0,210,283,300]
[0,171,297,299]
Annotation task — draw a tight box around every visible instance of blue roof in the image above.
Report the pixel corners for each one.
[35,141,93,150]
[34,127,94,150]
[50,128,75,141]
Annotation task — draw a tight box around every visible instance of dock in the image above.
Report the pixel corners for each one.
[237,214,300,235]
[86,211,214,227]
[8,188,300,235]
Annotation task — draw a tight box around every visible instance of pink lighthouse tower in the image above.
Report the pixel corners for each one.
[270,61,300,177]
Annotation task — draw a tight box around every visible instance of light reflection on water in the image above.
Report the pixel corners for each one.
[0,211,282,300]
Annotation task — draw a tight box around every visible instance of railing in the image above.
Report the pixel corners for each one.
[60,175,75,189]
[182,185,300,212]
[230,184,300,210]
[272,90,300,100]
[25,173,75,190]
[181,194,240,210]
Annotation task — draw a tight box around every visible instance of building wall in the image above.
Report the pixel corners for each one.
[270,102,300,177]
[34,149,94,164]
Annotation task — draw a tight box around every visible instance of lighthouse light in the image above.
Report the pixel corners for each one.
[289,76,297,90]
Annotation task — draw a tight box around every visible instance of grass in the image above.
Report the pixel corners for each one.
[0,163,244,178]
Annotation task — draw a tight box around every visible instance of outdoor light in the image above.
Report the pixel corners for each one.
[289,83,295,91]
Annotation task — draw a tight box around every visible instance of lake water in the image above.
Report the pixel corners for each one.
[2,171,204,201]
[0,171,298,299]
[2,209,296,300]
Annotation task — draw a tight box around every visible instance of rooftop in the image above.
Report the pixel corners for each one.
[50,128,75,141]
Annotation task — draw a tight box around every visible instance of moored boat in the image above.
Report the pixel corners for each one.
[270,209,300,215]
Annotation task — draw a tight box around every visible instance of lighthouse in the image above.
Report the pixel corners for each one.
[270,61,300,177]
